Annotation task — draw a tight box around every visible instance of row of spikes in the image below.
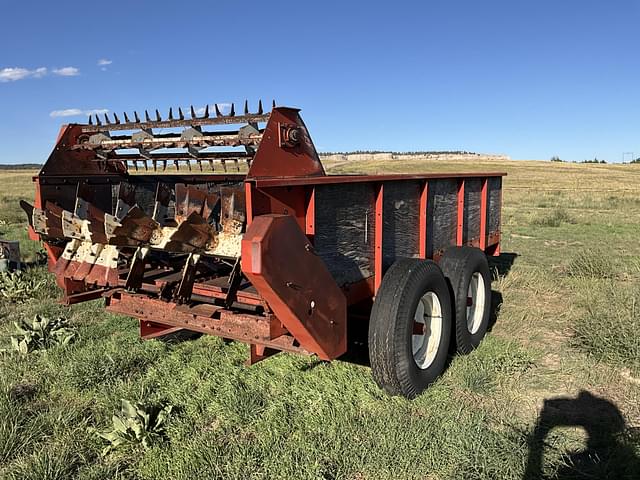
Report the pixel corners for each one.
[125,157,249,173]
[88,99,275,126]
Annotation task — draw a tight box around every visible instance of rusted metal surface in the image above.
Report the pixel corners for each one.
[241,214,347,360]
[81,106,270,133]
[29,101,505,366]
[247,107,325,178]
[106,291,307,354]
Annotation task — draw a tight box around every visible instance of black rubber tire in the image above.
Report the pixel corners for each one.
[439,246,492,354]
[368,258,452,399]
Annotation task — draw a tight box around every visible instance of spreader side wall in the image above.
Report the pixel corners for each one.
[487,176,502,236]
[382,181,422,270]
[313,183,376,286]
[308,176,502,291]
[426,179,458,258]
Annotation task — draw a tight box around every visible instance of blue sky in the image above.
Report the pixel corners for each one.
[0,1,638,164]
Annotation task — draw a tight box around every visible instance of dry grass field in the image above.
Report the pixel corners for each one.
[0,159,639,479]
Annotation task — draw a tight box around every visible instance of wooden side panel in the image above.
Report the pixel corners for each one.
[427,179,458,257]
[313,183,375,286]
[463,178,482,244]
[487,177,502,235]
[382,180,421,270]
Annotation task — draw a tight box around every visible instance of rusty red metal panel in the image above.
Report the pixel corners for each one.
[107,292,296,347]
[342,276,375,306]
[419,181,428,258]
[305,186,315,238]
[245,182,254,227]
[374,184,384,293]
[191,282,264,307]
[248,107,325,178]
[40,124,127,177]
[456,179,465,246]
[241,214,347,360]
[480,178,488,251]
[248,186,308,232]
[252,172,507,188]
[140,321,184,340]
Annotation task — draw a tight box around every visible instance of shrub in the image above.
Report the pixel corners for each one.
[531,207,575,227]
[0,270,44,302]
[97,399,173,454]
[7,315,75,354]
[566,249,613,279]
[573,282,640,373]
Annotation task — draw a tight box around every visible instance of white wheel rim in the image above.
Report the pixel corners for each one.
[412,292,443,370]
[466,272,486,334]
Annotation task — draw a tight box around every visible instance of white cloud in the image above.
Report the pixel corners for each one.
[52,66,79,77]
[85,108,109,116]
[50,108,109,118]
[32,67,48,78]
[50,109,83,117]
[0,66,48,82]
[97,59,112,71]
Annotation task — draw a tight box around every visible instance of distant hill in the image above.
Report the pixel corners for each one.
[0,164,42,170]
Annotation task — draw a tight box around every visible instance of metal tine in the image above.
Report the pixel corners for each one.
[258,100,263,115]
[134,111,140,123]
[96,115,102,126]
[208,159,214,171]
[143,160,148,171]
[229,103,235,117]
[152,159,157,172]
[197,159,203,171]
[155,109,162,122]
[178,107,184,120]
[272,99,276,109]
[234,158,240,172]
[124,112,130,123]
[113,113,120,124]
[88,115,93,125]
[244,100,249,115]
[186,159,192,171]
[203,105,209,118]
[104,113,111,125]
[221,159,227,173]
[162,160,167,171]
[145,110,151,122]
[133,160,139,172]
[168,107,174,120]
[174,160,180,171]
[215,104,222,117]
[190,105,196,119]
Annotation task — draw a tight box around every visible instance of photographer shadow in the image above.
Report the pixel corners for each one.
[524,390,640,479]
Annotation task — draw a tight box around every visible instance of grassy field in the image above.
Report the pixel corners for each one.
[0,160,639,479]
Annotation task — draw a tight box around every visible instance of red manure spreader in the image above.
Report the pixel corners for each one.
[22,102,504,398]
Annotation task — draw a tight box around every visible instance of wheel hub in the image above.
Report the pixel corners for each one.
[411,291,443,370]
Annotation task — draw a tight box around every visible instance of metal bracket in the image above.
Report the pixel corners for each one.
[224,257,243,308]
[278,122,301,148]
[124,247,149,291]
[174,253,200,303]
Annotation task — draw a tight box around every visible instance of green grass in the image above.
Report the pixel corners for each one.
[566,248,615,279]
[572,281,640,374]
[531,207,576,227]
[1,162,640,479]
